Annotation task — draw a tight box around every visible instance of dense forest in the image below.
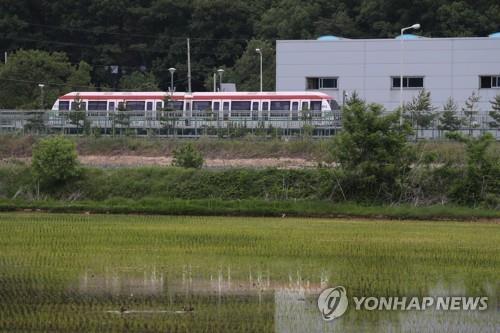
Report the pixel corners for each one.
[0,0,499,107]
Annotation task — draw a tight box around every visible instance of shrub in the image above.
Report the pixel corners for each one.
[331,101,414,202]
[171,143,204,169]
[446,132,500,206]
[31,136,80,186]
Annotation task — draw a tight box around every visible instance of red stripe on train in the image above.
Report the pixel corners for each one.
[59,95,331,101]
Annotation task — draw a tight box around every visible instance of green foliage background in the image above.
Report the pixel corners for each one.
[1,0,499,107]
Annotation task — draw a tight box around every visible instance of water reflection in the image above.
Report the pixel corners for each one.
[74,269,498,332]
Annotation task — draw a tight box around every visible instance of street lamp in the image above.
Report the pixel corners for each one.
[168,68,176,97]
[255,48,263,92]
[217,68,224,92]
[399,23,420,125]
[38,84,45,110]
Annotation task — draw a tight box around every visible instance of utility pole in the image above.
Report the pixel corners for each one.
[213,73,217,92]
[187,38,192,93]
[4,51,7,64]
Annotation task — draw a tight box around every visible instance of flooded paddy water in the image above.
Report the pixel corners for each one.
[0,213,498,332]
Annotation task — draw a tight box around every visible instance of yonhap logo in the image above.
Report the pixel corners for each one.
[317,286,349,321]
[317,286,488,321]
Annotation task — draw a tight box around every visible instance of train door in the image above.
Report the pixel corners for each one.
[291,100,300,120]
[145,100,154,130]
[251,101,259,121]
[212,100,221,122]
[261,100,270,122]
[222,100,230,122]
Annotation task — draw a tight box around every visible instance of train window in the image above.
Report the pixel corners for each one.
[71,101,86,110]
[213,102,220,111]
[127,101,145,111]
[223,102,230,111]
[292,102,299,111]
[252,102,259,111]
[146,102,153,111]
[262,102,269,111]
[88,101,107,110]
[165,101,183,110]
[310,101,322,110]
[109,102,115,111]
[59,101,70,110]
[193,101,211,110]
[301,101,308,110]
[231,101,251,110]
[156,102,162,110]
[270,101,290,110]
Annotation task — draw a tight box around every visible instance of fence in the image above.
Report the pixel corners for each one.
[0,109,499,140]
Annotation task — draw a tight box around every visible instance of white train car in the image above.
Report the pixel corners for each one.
[50,91,339,134]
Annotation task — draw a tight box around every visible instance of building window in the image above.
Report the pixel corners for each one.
[480,75,500,88]
[306,77,338,90]
[392,76,424,89]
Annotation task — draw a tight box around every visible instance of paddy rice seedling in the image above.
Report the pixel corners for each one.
[0,213,498,332]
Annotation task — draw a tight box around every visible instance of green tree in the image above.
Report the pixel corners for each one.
[0,50,88,109]
[206,40,275,92]
[68,94,87,134]
[489,94,500,128]
[256,0,320,39]
[438,97,463,133]
[114,101,131,134]
[119,71,160,91]
[172,143,204,169]
[331,101,413,202]
[31,136,80,187]
[159,95,179,136]
[446,132,500,206]
[404,89,437,140]
[65,61,93,92]
[346,91,363,106]
[462,91,480,136]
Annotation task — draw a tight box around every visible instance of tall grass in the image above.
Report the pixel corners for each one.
[0,198,499,220]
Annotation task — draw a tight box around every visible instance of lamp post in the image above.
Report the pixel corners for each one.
[399,23,420,125]
[255,48,263,92]
[38,84,45,110]
[217,68,224,92]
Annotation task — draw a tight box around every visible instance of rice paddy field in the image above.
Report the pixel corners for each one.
[0,213,498,332]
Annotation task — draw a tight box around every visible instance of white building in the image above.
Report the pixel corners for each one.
[276,34,500,111]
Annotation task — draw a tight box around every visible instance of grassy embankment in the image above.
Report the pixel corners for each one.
[2,134,498,163]
[0,165,498,220]
[0,213,498,332]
